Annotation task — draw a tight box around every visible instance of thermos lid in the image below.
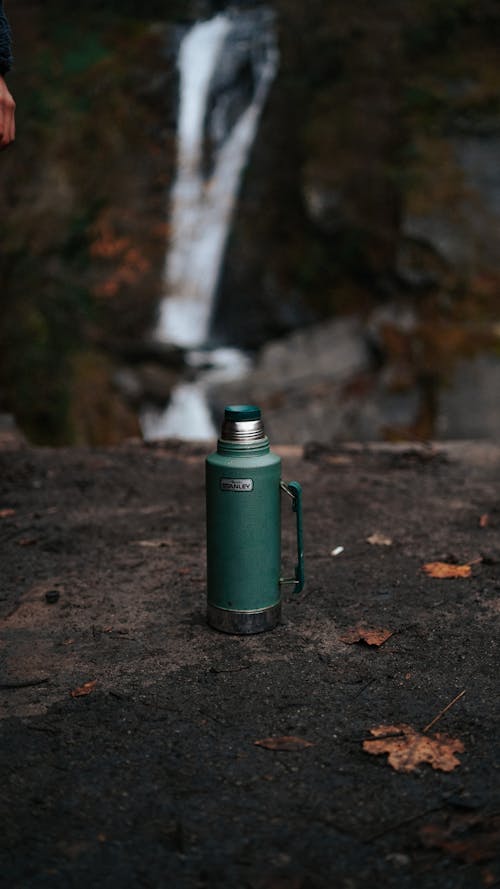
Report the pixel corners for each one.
[221,405,265,443]
[224,405,261,422]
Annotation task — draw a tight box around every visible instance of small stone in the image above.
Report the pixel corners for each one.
[45,590,60,604]
[386,853,411,867]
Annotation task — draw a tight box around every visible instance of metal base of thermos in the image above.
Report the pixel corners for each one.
[207,602,281,635]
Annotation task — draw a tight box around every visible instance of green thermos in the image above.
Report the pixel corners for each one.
[206,405,304,634]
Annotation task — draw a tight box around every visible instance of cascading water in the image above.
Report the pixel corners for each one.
[141,7,278,441]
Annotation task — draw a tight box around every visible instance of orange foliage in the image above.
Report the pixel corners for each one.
[90,216,151,299]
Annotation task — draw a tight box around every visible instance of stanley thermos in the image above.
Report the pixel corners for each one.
[206,405,304,634]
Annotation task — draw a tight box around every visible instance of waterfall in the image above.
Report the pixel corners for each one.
[141,8,278,441]
[156,14,231,348]
[157,9,278,349]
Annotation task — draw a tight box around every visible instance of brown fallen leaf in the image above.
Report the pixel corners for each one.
[366,532,393,546]
[363,723,464,772]
[479,513,490,528]
[70,680,97,698]
[340,625,394,647]
[422,561,472,578]
[0,508,16,518]
[254,736,314,751]
[16,537,38,547]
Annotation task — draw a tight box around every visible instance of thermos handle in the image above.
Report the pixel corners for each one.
[280,481,305,593]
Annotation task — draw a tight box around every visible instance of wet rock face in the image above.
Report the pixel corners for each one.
[437,355,500,440]
[208,1,500,444]
[401,132,500,275]
[209,318,380,443]
[251,318,371,389]
[208,310,500,444]
[216,0,500,331]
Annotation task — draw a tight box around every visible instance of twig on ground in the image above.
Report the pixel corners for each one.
[422,689,466,734]
[351,677,377,701]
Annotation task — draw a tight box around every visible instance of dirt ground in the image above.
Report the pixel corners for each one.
[1,437,499,889]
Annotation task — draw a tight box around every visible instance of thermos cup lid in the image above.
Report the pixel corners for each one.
[224,405,261,421]
[221,405,265,442]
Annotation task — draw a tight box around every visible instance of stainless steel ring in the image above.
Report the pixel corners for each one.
[207,602,281,634]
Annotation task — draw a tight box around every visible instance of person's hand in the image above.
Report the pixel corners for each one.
[0,75,15,148]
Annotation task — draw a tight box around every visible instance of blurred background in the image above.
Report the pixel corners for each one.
[1,0,500,446]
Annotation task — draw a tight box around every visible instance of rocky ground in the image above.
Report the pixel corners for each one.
[209,314,500,445]
[1,436,499,888]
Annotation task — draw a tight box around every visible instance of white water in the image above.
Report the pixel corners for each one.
[141,382,215,441]
[142,10,278,441]
[156,12,278,348]
[141,347,252,441]
[156,15,231,348]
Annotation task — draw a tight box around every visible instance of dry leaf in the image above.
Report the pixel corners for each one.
[367,533,393,546]
[479,514,490,528]
[16,537,38,547]
[70,680,97,698]
[254,736,314,751]
[363,723,464,772]
[340,625,394,647]
[0,508,16,518]
[422,561,472,578]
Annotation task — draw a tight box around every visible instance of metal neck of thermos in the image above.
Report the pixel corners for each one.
[219,405,267,445]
